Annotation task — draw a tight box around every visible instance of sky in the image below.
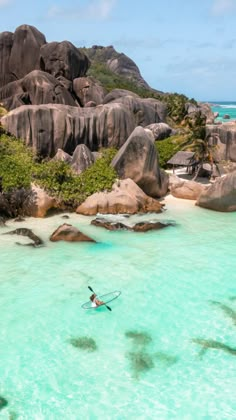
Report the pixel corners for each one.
[1,0,236,101]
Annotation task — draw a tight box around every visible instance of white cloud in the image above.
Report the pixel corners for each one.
[0,0,11,6]
[211,0,236,15]
[48,0,116,21]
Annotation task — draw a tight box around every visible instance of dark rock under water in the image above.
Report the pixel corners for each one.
[3,228,44,247]
[69,336,97,352]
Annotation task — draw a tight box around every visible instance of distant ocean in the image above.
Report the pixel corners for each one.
[209,101,236,122]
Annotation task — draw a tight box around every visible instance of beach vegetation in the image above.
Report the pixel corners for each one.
[155,134,189,168]
[0,133,117,212]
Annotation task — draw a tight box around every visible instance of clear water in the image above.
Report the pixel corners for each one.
[0,197,236,419]
[210,101,236,122]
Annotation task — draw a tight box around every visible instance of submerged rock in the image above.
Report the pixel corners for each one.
[50,223,96,242]
[210,300,236,326]
[192,338,236,357]
[3,227,43,247]
[0,395,8,410]
[125,331,152,345]
[127,351,155,378]
[91,217,174,232]
[69,336,97,351]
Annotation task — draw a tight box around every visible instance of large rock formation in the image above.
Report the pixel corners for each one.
[40,41,89,80]
[170,180,208,200]
[106,94,167,127]
[0,24,88,110]
[197,172,236,212]
[73,76,106,106]
[76,178,163,215]
[111,126,169,198]
[84,45,152,90]
[9,25,46,80]
[206,122,236,162]
[0,31,14,87]
[145,122,176,140]
[1,102,136,156]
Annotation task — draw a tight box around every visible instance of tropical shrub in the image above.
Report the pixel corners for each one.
[0,134,118,211]
[155,134,189,168]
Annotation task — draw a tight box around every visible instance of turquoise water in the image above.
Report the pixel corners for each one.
[0,197,236,419]
[210,101,236,122]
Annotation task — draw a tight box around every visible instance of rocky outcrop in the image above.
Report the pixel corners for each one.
[76,178,163,215]
[1,103,135,156]
[145,122,176,140]
[22,70,77,106]
[185,102,215,124]
[9,25,46,80]
[71,144,95,174]
[84,45,152,90]
[103,89,140,104]
[22,185,57,217]
[3,227,44,247]
[73,76,106,106]
[111,126,169,198]
[0,31,14,88]
[206,122,236,162]
[40,41,89,80]
[91,217,174,232]
[170,180,207,200]
[50,223,96,242]
[52,149,72,163]
[107,95,167,127]
[197,172,236,212]
[0,70,77,110]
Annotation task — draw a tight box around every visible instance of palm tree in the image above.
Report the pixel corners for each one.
[183,137,217,181]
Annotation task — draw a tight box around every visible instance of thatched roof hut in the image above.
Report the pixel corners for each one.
[167,151,198,167]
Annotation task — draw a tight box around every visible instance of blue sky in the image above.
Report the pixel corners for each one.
[1,0,236,101]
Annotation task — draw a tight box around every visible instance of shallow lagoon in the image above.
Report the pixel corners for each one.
[0,196,236,419]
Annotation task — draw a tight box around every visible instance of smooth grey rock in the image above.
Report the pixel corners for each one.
[108,95,167,126]
[22,70,77,106]
[146,122,174,140]
[73,76,106,106]
[0,102,135,157]
[103,89,140,104]
[9,24,46,79]
[40,41,89,80]
[71,144,95,174]
[52,148,72,163]
[197,171,236,212]
[85,45,151,89]
[206,123,236,162]
[0,31,15,88]
[111,126,169,198]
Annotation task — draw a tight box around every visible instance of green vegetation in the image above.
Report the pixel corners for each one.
[155,134,189,168]
[0,134,117,210]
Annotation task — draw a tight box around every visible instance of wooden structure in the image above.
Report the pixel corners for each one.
[167,151,198,174]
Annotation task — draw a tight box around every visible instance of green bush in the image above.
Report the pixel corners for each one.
[0,134,118,210]
[0,134,33,191]
[155,134,189,168]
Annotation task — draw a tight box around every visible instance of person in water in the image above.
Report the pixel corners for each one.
[90,293,104,307]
